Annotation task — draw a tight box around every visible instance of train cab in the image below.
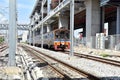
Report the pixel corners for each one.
[54,29,70,50]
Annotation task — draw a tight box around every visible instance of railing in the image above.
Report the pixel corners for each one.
[33,0,71,30]
[43,0,71,22]
[0,24,30,30]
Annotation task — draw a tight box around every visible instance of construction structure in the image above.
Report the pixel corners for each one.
[0,0,30,66]
[29,0,120,54]
[1,0,120,79]
[1,0,120,66]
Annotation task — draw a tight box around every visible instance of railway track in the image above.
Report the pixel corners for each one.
[23,47,68,80]
[62,51,120,67]
[0,43,4,46]
[21,45,100,80]
[0,44,8,52]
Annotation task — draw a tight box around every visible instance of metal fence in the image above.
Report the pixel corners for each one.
[74,34,120,51]
[74,37,86,46]
[104,34,120,50]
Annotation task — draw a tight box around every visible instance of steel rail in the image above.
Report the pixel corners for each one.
[74,52,120,67]
[23,46,72,80]
[22,45,100,80]
[62,51,120,67]
[0,44,8,52]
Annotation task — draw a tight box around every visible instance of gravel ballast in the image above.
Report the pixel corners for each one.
[26,45,120,80]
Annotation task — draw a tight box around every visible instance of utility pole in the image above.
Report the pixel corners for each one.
[8,0,17,66]
[41,2,44,48]
[29,27,32,45]
[70,0,74,56]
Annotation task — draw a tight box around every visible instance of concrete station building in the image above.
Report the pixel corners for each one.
[29,0,120,50]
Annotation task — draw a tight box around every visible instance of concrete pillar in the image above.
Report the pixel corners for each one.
[41,2,44,48]
[100,6,105,33]
[116,6,120,44]
[33,31,35,46]
[8,0,17,66]
[108,21,116,35]
[116,6,120,34]
[29,29,32,45]
[59,15,68,29]
[47,0,51,13]
[83,27,86,37]
[31,31,33,45]
[82,27,86,45]
[5,30,8,43]
[85,0,100,48]
[47,24,51,32]
[70,0,74,56]
[39,27,41,46]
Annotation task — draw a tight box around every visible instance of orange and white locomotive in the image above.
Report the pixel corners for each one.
[33,28,70,50]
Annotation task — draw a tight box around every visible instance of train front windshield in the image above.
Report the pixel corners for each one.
[55,30,70,39]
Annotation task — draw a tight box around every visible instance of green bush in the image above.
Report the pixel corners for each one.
[0,37,4,44]
[100,53,109,57]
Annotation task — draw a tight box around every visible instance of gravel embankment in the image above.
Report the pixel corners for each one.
[74,46,120,62]
[27,45,120,80]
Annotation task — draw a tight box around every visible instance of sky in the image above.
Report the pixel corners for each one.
[0,0,82,37]
[0,0,36,24]
[0,0,36,35]
[0,0,85,38]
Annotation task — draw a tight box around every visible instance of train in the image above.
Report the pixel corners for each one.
[30,28,70,50]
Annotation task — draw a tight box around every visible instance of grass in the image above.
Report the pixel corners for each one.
[99,53,109,57]
[0,37,4,44]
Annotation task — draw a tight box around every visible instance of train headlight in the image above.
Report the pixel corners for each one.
[61,42,65,45]
[68,42,70,45]
[54,42,57,45]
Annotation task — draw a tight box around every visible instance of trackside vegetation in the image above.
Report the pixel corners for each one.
[0,37,4,44]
